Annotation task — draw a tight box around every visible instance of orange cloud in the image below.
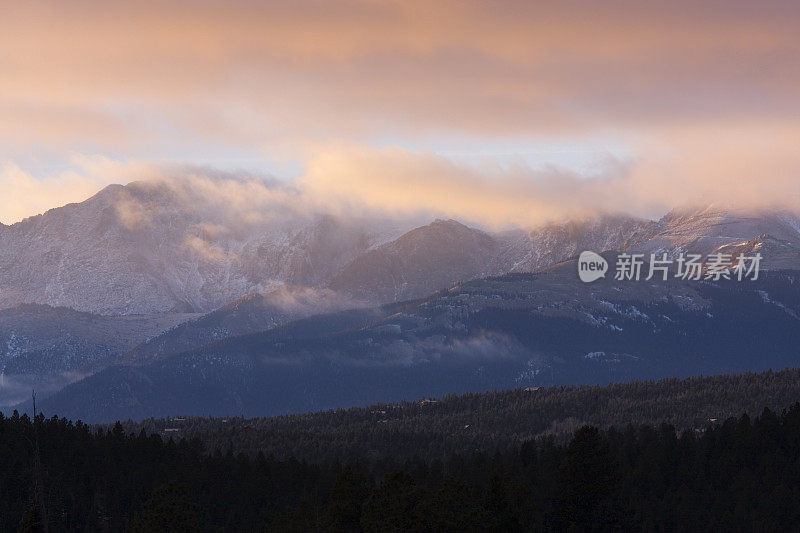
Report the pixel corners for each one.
[300,131,800,227]
[3,130,798,229]
[2,0,800,152]
[0,156,153,225]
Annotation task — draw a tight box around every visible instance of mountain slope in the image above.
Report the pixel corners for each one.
[119,215,653,363]
[496,214,647,273]
[122,285,368,364]
[3,177,798,319]
[328,219,501,302]
[0,304,195,405]
[31,255,800,422]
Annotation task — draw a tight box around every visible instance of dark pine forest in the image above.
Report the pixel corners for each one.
[5,369,800,530]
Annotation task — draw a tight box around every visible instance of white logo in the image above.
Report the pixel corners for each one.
[578,251,608,283]
[578,251,762,282]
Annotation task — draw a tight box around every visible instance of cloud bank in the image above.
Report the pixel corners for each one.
[301,131,800,226]
[3,136,799,228]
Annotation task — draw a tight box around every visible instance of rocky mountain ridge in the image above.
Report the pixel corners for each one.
[3,179,798,319]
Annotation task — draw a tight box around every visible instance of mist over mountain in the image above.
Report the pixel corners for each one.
[3,177,798,318]
[496,214,647,273]
[0,179,408,315]
[123,285,364,365]
[327,215,649,303]
[2,179,800,418]
[120,213,656,360]
[28,258,800,422]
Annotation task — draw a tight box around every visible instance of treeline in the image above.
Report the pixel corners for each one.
[6,404,800,530]
[112,368,800,462]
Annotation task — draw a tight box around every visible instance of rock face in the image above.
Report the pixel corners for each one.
[622,206,800,268]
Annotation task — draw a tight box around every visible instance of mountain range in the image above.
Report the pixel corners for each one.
[2,177,800,420]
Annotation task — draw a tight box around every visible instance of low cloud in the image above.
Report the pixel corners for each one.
[183,235,229,262]
[0,156,139,225]
[300,132,800,228]
[261,284,366,315]
[3,131,800,229]
[0,155,307,228]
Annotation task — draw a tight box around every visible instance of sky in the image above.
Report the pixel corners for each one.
[2,0,800,226]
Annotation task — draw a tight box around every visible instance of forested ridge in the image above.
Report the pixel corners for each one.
[111,368,800,463]
[6,403,800,530]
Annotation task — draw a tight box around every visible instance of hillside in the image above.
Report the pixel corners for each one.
[0,304,195,406]
[29,259,800,422]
